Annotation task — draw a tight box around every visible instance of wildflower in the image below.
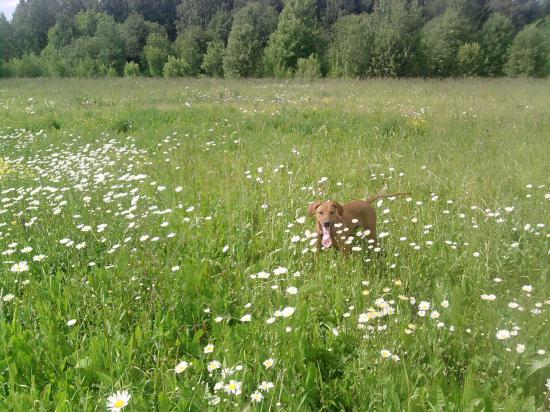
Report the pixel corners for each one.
[263,358,274,369]
[286,286,298,295]
[418,301,430,311]
[496,330,511,340]
[380,350,392,359]
[224,380,242,395]
[430,311,440,319]
[2,294,15,302]
[481,294,496,301]
[441,300,449,308]
[207,360,221,372]
[11,261,29,273]
[521,285,533,293]
[66,319,77,326]
[251,391,263,402]
[240,314,251,322]
[273,267,288,276]
[259,381,274,392]
[175,361,189,374]
[106,390,131,411]
[204,343,214,354]
[516,344,525,354]
[281,307,295,318]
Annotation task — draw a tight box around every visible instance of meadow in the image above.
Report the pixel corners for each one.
[0,77,549,411]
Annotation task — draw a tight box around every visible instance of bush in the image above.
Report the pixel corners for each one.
[505,24,549,77]
[124,61,141,77]
[480,13,514,76]
[223,3,277,78]
[143,32,170,76]
[457,43,483,76]
[296,54,322,79]
[163,56,188,77]
[201,41,224,77]
[6,54,44,77]
[174,26,209,76]
[419,7,473,76]
[264,0,323,76]
[328,14,373,78]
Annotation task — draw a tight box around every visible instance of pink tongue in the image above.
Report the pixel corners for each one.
[322,227,332,248]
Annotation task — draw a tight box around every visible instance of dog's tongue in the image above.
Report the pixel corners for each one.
[322,227,332,248]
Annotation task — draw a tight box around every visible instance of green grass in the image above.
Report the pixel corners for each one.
[0,77,549,411]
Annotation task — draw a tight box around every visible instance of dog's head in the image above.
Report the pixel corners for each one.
[308,201,344,248]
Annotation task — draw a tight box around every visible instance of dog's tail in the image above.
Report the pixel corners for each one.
[365,192,411,205]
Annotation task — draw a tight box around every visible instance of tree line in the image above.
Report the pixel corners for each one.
[0,0,549,79]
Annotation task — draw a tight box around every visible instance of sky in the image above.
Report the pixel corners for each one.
[0,0,17,20]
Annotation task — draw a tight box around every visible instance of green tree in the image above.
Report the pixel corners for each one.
[457,42,483,76]
[201,41,225,76]
[207,9,233,45]
[10,0,59,56]
[480,13,514,76]
[296,54,322,79]
[143,31,171,76]
[174,26,209,76]
[328,14,373,77]
[223,3,277,77]
[505,23,549,77]
[0,13,13,62]
[264,0,323,76]
[419,6,474,76]
[163,55,188,77]
[368,0,422,77]
[120,14,164,64]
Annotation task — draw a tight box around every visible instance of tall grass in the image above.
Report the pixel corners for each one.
[0,78,548,411]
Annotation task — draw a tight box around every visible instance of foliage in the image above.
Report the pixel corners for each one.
[480,13,515,76]
[296,54,322,79]
[264,0,323,76]
[505,23,550,77]
[420,6,474,76]
[223,3,277,78]
[457,43,484,76]
[5,53,44,77]
[143,32,171,76]
[201,41,225,77]
[123,61,141,77]
[163,56,189,77]
[328,14,373,78]
[174,26,209,76]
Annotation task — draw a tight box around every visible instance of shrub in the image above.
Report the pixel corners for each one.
[505,24,549,77]
[124,61,141,77]
[201,41,224,77]
[223,3,277,77]
[163,56,188,77]
[6,54,44,77]
[457,43,483,76]
[480,13,514,76]
[174,26,209,76]
[143,32,170,76]
[296,54,322,79]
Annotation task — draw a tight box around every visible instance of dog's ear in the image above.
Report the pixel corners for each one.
[308,201,321,217]
[332,201,344,217]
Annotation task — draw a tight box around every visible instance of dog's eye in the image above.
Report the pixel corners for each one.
[330,211,335,215]
[318,211,324,215]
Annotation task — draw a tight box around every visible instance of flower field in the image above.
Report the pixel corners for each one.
[0,78,549,411]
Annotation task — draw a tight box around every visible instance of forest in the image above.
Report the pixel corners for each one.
[0,0,549,78]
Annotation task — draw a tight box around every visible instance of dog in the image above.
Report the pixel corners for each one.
[308,193,410,252]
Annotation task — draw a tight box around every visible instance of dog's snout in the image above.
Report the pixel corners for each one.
[323,221,331,228]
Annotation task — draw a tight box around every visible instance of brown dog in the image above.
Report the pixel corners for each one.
[308,193,410,252]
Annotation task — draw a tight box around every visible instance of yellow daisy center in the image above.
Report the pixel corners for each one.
[114,399,125,408]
